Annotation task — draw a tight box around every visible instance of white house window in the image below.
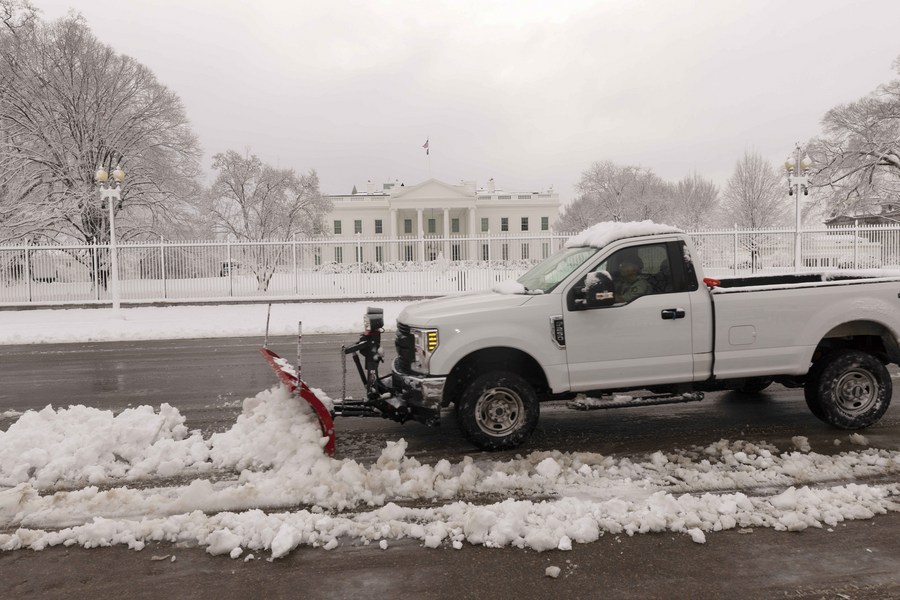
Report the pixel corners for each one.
[404,244,414,261]
[501,243,509,260]
[314,247,322,266]
[333,220,342,235]
[501,218,508,232]
[375,246,383,262]
[521,217,529,231]
[335,247,343,263]
[542,242,550,259]
[427,218,436,234]
[482,243,489,260]
[354,220,362,234]
[521,243,529,259]
[375,219,383,234]
[452,244,461,260]
[451,218,460,233]
[404,219,413,234]
[541,216,549,231]
[481,217,489,232]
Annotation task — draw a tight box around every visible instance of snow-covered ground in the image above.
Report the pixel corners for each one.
[1,302,900,560]
[0,302,408,345]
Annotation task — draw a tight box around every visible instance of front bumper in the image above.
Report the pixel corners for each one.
[391,360,446,420]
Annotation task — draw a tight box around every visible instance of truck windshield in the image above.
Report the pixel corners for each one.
[517,246,599,293]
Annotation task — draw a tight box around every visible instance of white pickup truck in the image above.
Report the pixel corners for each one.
[377,221,900,450]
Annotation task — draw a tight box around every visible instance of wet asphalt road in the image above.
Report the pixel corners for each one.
[2,336,900,599]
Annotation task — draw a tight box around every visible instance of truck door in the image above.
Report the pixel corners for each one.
[563,241,698,391]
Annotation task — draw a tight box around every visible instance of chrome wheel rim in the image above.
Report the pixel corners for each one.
[834,369,879,415]
[475,387,524,437]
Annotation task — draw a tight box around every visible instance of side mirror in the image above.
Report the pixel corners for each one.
[569,271,616,310]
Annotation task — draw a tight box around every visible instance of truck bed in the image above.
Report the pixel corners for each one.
[704,272,900,381]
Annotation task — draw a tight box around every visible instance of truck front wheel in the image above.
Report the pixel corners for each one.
[806,350,892,429]
[456,371,539,451]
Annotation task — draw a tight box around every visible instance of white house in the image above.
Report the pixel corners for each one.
[324,178,562,263]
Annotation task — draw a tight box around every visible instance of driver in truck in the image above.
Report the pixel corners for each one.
[614,255,652,303]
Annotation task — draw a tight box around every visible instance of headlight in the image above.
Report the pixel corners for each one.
[410,327,439,373]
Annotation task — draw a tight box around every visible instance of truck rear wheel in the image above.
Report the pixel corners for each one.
[456,371,539,451]
[805,350,891,429]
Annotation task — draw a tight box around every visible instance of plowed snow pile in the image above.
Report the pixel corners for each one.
[2,386,900,559]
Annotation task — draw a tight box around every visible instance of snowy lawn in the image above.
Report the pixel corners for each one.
[0,301,408,344]
[1,301,900,559]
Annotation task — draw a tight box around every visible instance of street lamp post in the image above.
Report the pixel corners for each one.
[784,143,812,270]
[94,164,126,312]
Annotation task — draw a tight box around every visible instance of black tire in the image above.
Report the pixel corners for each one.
[455,371,539,451]
[735,377,774,394]
[805,350,892,429]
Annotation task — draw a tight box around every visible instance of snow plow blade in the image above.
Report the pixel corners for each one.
[258,347,336,457]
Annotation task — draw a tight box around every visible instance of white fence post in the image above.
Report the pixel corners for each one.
[293,234,299,295]
[226,241,233,297]
[24,247,32,302]
[92,243,100,301]
[732,225,738,275]
[159,236,167,299]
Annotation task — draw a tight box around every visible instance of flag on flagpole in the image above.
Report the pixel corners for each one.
[422,139,429,155]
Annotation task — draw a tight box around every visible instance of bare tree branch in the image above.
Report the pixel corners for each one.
[719,150,788,229]
[558,160,671,231]
[204,149,332,290]
[0,9,202,244]
[810,57,900,217]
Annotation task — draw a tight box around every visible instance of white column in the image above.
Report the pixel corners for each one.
[389,208,397,262]
[417,209,424,261]
[443,207,450,259]
[468,207,477,261]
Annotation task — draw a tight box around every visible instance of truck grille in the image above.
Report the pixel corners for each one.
[395,322,415,371]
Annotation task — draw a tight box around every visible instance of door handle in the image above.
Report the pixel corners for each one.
[661,308,686,320]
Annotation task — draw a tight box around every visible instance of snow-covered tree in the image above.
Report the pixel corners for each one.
[668,172,719,230]
[719,151,789,271]
[720,151,787,229]
[810,56,900,218]
[0,4,202,244]
[558,161,669,231]
[206,149,331,290]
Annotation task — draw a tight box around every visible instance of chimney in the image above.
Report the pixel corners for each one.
[366,179,374,194]
[488,178,495,193]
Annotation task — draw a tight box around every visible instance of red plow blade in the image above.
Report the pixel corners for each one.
[259,347,336,457]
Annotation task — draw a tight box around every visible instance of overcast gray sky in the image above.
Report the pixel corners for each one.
[30,0,900,202]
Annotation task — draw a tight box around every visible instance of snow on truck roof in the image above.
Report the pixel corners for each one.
[564,220,683,249]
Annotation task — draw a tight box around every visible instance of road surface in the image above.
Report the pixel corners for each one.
[2,336,900,599]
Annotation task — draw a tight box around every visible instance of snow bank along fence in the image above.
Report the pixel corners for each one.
[1,223,898,306]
